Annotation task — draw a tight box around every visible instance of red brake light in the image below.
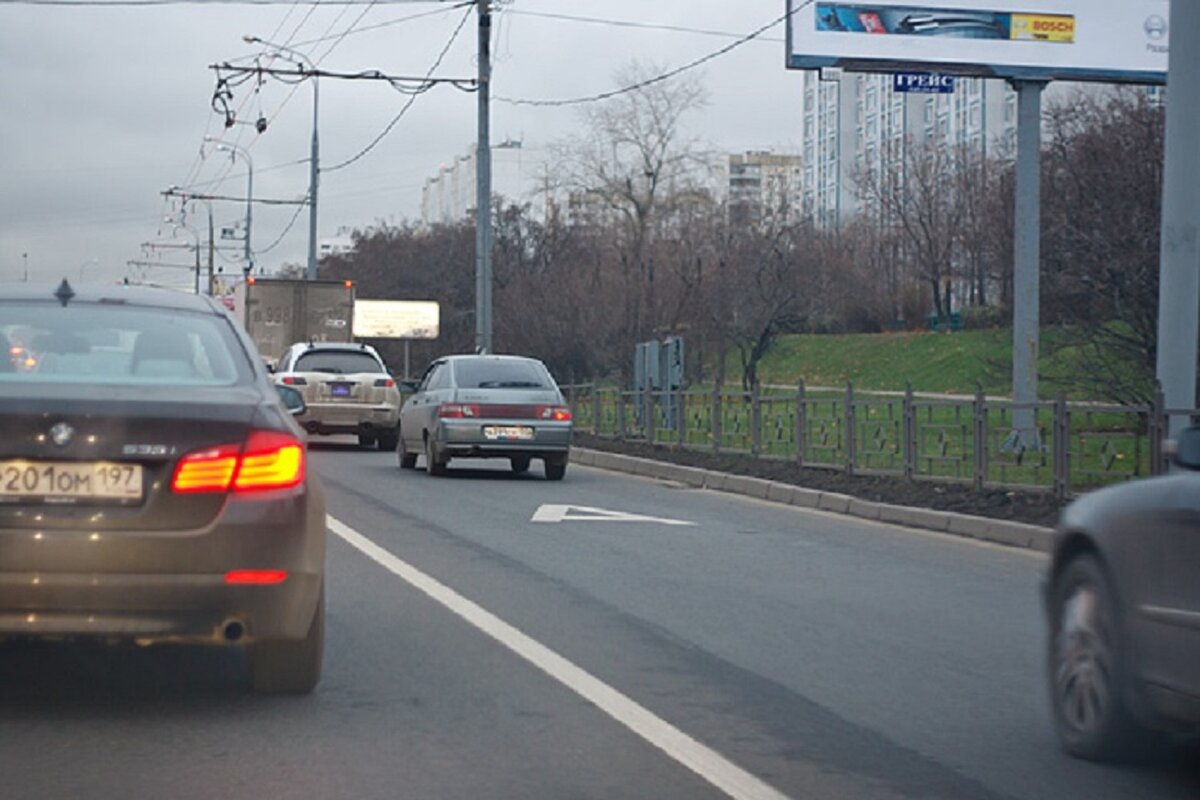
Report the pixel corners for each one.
[374,378,395,388]
[171,431,305,494]
[537,406,572,421]
[225,570,288,585]
[438,403,480,418]
[281,375,308,386]
[234,431,305,491]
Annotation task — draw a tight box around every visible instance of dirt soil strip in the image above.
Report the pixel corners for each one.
[572,435,1063,549]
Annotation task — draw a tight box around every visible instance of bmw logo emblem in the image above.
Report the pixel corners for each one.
[49,422,75,448]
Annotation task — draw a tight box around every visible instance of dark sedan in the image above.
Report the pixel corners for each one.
[0,281,326,693]
[1045,427,1200,759]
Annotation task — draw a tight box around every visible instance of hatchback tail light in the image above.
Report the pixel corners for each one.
[172,431,305,494]
[537,406,572,421]
[438,403,481,418]
[374,378,395,388]
[281,376,308,386]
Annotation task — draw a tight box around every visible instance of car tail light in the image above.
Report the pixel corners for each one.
[438,403,480,418]
[224,570,288,585]
[374,378,395,388]
[537,406,572,421]
[281,376,308,386]
[171,431,305,494]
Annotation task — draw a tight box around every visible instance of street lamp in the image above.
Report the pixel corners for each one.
[243,34,319,281]
[164,217,202,294]
[205,136,254,277]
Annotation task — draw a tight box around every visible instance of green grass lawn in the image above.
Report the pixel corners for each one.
[726,327,1100,399]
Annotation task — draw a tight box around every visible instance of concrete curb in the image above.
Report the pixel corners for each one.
[573,447,1055,553]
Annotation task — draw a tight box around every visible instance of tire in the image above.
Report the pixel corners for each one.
[249,588,324,695]
[377,426,399,452]
[357,432,376,449]
[510,456,531,474]
[425,436,447,476]
[544,455,567,481]
[398,432,418,469]
[1048,553,1139,760]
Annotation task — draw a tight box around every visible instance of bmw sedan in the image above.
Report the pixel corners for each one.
[0,281,326,694]
[1045,426,1200,759]
[397,354,572,480]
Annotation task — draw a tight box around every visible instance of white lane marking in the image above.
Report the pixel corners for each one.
[328,515,789,800]
[531,504,696,527]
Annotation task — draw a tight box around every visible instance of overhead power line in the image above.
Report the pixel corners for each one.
[495,6,801,108]
[503,9,787,44]
[1,0,458,5]
[324,1,473,172]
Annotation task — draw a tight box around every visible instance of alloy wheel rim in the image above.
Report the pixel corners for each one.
[1054,586,1112,735]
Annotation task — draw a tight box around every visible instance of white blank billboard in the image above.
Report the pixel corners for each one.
[787,1,1168,83]
[353,300,440,340]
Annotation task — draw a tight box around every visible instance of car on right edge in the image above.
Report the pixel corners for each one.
[397,354,572,480]
[1045,426,1200,760]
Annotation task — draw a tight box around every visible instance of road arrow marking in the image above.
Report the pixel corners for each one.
[531,504,695,526]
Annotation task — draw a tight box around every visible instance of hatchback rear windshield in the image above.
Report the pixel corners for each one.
[453,359,550,389]
[294,350,383,375]
[0,301,248,386]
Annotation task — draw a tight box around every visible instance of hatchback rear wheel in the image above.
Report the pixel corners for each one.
[510,456,531,474]
[377,426,399,452]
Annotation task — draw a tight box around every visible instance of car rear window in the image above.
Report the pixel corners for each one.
[0,301,247,386]
[453,359,550,389]
[293,350,383,375]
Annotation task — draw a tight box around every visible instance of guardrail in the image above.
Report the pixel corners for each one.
[562,381,1199,499]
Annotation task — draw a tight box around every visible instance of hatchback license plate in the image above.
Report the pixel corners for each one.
[0,461,143,501]
[329,383,352,398]
[483,425,533,441]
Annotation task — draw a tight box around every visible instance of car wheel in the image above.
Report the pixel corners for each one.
[1048,554,1138,760]
[398,431,418,469]
[544,455,567,481]
[357,432,377,449]
[425,436,447,476]
[510,456,531,474]
[249,588,324,695]
[377,426,399,452]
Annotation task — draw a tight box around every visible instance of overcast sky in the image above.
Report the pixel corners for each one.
[0,0,804,288]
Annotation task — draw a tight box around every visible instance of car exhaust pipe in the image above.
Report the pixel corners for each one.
[221,619,245,642]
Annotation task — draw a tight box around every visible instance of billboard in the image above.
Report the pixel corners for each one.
[787,1,1168,84]
[352,300,440,340]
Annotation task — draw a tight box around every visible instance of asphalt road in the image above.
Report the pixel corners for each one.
[1,441,1196,799]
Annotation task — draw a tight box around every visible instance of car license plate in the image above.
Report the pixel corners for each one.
[329,383,352,398]
[483,425,533,441]
[0,461,143,502]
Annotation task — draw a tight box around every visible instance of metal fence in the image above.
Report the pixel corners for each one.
[564,381,1199,499]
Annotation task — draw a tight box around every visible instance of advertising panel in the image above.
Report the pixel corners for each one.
[352,300,440,340]
[787,0,1168,83]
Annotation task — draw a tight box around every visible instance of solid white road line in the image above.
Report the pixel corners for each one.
[328,515,791,800]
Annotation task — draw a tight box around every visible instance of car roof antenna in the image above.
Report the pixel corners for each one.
[54,278,75,307]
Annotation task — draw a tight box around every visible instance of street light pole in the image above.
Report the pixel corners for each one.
[207,137,255,278]
[475,0,493,353]
[243,35,319,280]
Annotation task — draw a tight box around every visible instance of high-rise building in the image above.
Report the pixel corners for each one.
[420,140,547,226]
[727,151,806,228]
[801,72,1018,227]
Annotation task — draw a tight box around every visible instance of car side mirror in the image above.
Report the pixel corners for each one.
[275,384,306,416]
[398,380,419,394]
[1172,426,1200,470]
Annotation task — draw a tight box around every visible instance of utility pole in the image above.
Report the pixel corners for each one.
[1158,0,1200,439]
[208,205,216,295]
[307,74,320,280]
[475,0,494,353]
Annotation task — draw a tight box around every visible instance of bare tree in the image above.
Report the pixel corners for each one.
[552,62,710,360]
